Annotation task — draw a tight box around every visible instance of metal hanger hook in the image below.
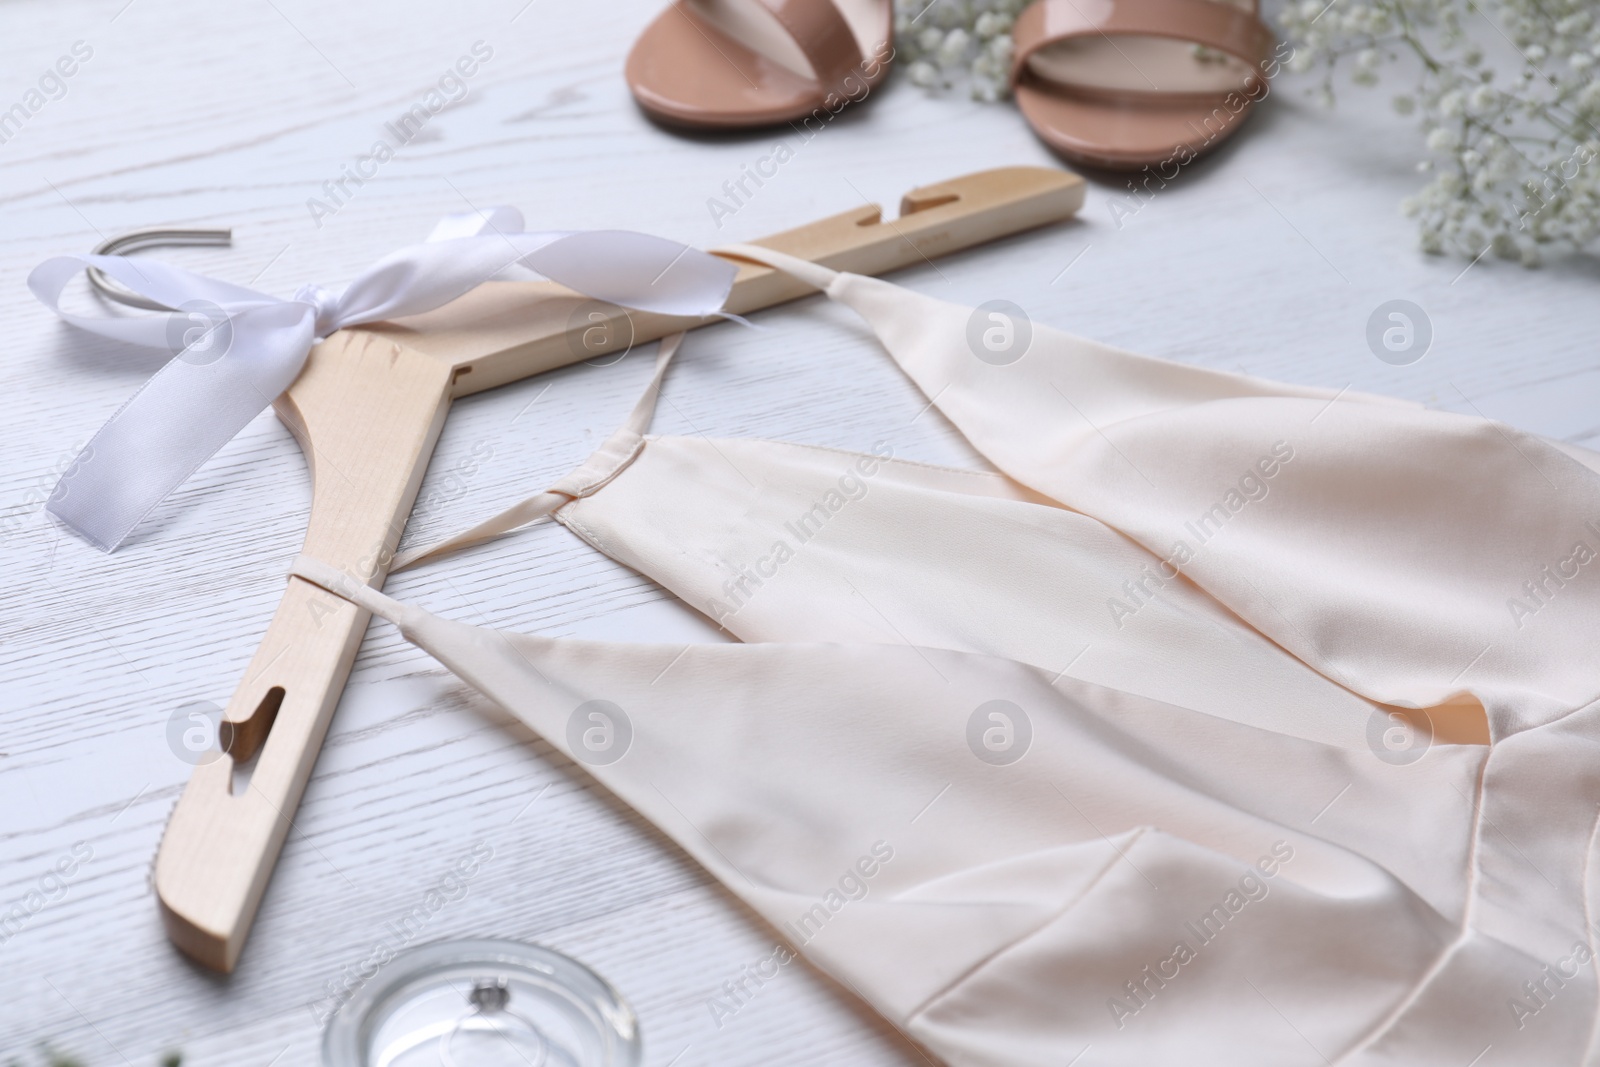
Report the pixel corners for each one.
[88,226,233,311]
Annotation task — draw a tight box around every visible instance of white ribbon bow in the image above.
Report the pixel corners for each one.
[29,208,736,552]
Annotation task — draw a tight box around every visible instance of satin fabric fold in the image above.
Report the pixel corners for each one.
[283,250,1600,1064]
[290,548,1600,1066]
[717,244,1600,738]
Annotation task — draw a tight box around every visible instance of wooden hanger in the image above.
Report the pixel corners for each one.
[152,165,1086,972]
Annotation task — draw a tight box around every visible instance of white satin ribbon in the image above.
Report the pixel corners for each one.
[29,208,737,552]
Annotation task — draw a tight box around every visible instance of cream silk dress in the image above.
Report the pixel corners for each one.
[293,246,1600,1066]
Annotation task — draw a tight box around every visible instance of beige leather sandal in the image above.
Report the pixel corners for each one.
[626,0,894,129]
[1010,0,1279,171]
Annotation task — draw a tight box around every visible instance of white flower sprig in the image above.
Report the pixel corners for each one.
[1278,0,1600,265]
[892,0,1026,101]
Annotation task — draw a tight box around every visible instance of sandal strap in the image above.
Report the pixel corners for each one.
[1010,0,1275,93]
[752,0,867,93]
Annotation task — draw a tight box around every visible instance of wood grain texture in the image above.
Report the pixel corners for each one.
[154,329,458,972]
[0,0,1594,1065]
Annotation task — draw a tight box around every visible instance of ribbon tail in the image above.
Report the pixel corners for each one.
[522,231,737,318]
[48,303,316,551]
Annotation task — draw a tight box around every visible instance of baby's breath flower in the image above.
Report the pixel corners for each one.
[974,11,1012,37]
[893,0,1029,100]
[906,59,940,88]
[1280,0,1600,264]
[937,27,972,65]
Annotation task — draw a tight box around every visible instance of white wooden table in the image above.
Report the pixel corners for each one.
[1,2,1593,1065]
